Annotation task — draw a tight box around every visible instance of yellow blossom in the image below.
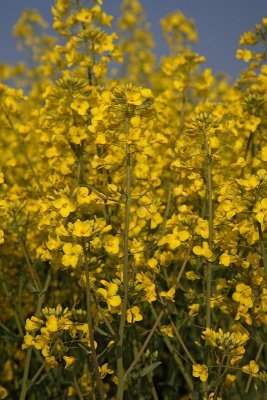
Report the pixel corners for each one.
[192,364,208,382]
[160,287,175,302]
[63,355,76,369]
[232,283,254,308]
[70,99,89,115]
[185,270,201,280]
[160,325,174,338]
[127,306,143,323]
[62,242,83,268]
[71,219,94,237]
[188,303,200,316]
[193,242,213,261]
[97,280,121,310]
[242,360,259,375]
[103,235,120,254]
[53,195,76,217]
[99,363,114,379]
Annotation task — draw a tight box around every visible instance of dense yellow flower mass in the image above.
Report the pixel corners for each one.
[0,0,267,399]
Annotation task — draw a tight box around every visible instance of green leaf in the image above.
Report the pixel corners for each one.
[140,362,162,377]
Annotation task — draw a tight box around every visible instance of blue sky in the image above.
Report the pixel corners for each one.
[0,0,266,80]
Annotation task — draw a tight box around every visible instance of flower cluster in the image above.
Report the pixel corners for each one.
[0,1,267,399]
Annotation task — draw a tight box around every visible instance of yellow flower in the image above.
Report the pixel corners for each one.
[99,363,114,379]
[70,99,89,115]
[195,218,209,239]
[63,355,76,369]
[69,126,87,144]
[22,333,35,349]
[193,242,213,261]
[97,280,121,310]
[124,87,153,106]
[160,325,174,338]
[103,235,120,254]
[261,146,267,161]
[46,315,58,332]
[127,306,143,323]
[72,219,94,237]
[76,8,92,23]
[45,355,59,369]
[239,31,257,46]
[188,303,200,316]
[25,316,44,332]
[147,258,158,270]
[242,360,259,375]
[185,270,201,281]
[219,251,237,267]
[232,283,254,308]
[253,198,267,224]
[62,242,83,268]
[53,195,76,217]
[160,287,175,302]
[236,49,253,62]
[192,364,208,382]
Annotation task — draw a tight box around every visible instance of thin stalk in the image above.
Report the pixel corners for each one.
[245,342,264,394]
[92,290,116,336]
[203,128,213,330]
[166,314,196,365]
[150,305,194,392]
[257,221,267,283]
[124,309,165,382]
[2,281,24,336]
[124,246,192,384]
[213,354,227,400]
[73,375,85,400]
[117,117,131,400]
[20,270,51,400]
[15,218,42,293]
[83,250,104,400]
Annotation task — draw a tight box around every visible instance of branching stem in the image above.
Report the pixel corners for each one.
[117,117,130,400]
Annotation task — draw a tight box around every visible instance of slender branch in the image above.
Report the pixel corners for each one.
[91,290,116,337]
[244,342,264,394]
[203,127,213,330]
[73,375,85,400]
[20,270,51,400]
[257,221,267,283]
[117,116,131,400]
[83,249,104,400]
[150,305,194,392]
[213,354,227,400]
[166,313,196,365]
[13,211,42,293]
[124,245,192,383]
[124,308,165,381]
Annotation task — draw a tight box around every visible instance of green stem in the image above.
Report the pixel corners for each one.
[213,354,227,400]
[150,305,194,392]
[257,221,267,283]
[20,270,51,400]
[73,375,85,400]
[117,117,131,400]
[203,128,213,330]
[167,314,196,364]
[244,342,264,394]
[84,250,104,400]
[124,308,165,382]
[124,245,192,384]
